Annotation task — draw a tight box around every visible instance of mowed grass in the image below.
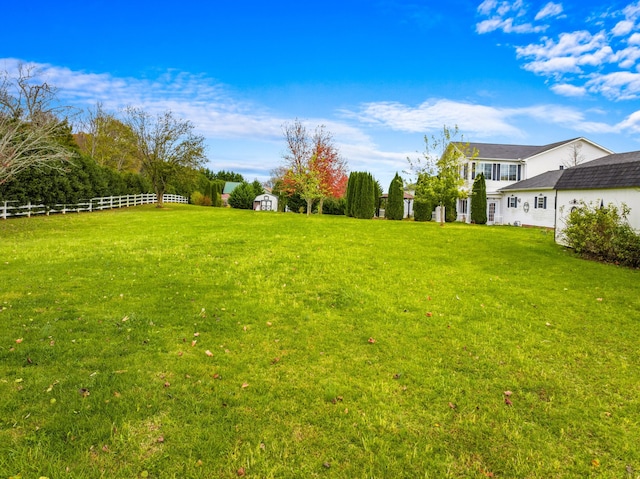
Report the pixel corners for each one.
[1,205,639,479]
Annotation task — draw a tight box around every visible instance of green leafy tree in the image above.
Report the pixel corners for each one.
[386,172,405,220]
[470,173,487,224]
[125,108,207,207]
[408,125,475,225]
[78,103,139,172]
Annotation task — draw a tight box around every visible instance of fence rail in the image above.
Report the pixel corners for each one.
[1,194,188,219]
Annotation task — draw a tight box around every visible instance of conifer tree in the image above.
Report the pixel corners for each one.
[386,172,405,220]
[471,173,487,224]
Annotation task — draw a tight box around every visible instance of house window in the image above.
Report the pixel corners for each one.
[507,196,518,208]
[459,199,468,214]
[477,162,492,180]
[500,164,518,181]
[471,162,476,179]
[534,196,547,209]
[462,163,469,180]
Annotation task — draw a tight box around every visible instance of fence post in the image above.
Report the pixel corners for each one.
[27,202,32,218]
[1,201,6,220]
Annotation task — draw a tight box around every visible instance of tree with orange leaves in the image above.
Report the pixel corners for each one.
[281,119,348,216]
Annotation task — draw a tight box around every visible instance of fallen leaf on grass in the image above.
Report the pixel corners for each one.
[503,390,513,396]
[193,332,200,337]
[205,350,213,357]
[78,388,90,397]
[212,373,221,379]
[596,298,603,302]
[425,312,433,317]
[163,382,170,388]
[157,436,165,443]
[368,337,376,344]
[448,402,456,409]
[393,373,402,379]
[266,321,272,326]
[241,382,249,388]
[237,467,246,476]
[191,340,197,347]
[121,316,129,322]
[271,357,280,364]
[15,338,23,344]
[504,397,513,406]
[591,459,600,468]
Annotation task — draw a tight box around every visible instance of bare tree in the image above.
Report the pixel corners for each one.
[562,142,585,168]
[0,65,72,185]
[125,107,207,206]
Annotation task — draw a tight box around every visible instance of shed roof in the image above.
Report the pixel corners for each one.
[555,151,640,190]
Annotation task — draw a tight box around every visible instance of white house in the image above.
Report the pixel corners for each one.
[554,151,640,242]
[455,138,612,224]
[253,193,279,211]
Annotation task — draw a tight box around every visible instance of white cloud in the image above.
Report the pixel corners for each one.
[477,0,498,16]
[345,99,524,137]
[586,71,640,99]
[344,99,626,138]
[616,109,640,132]
[535,2,564,21]
[551,83,587,96]
[479,2,640,101]
[612,20,635,36]
[475,0,546,34]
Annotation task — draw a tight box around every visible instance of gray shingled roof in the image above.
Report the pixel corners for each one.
[555,151,640,190]
[499,169,565,191]
[461,138,578,161]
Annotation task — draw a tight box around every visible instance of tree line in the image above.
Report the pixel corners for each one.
[0,66,228,208]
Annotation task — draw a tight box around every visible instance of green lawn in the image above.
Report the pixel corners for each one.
[1,205,639,478]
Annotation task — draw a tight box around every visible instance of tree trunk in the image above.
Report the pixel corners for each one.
[306,198,313,216]
[156,191,164,208]
[318,197,324,215]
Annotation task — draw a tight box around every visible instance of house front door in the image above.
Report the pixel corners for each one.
[488,202,496,223]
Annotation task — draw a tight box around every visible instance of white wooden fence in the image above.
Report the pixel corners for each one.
[1,193,188,219]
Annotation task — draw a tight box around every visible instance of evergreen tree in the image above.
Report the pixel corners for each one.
[386,172,405,220]
[470,173,487,224]
[228,182,256,209]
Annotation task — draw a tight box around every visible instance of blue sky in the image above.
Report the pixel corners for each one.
[2,0,640,188]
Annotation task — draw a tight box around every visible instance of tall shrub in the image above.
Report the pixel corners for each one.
[386,173,404,220]
[470,173,487,224]
[414,198,432,221]
[562,201,640,267]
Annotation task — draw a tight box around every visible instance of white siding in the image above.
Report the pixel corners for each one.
[555,188,640,242]
[254,193,279,211]
[526,140,610,178]
[500,190,556,228]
